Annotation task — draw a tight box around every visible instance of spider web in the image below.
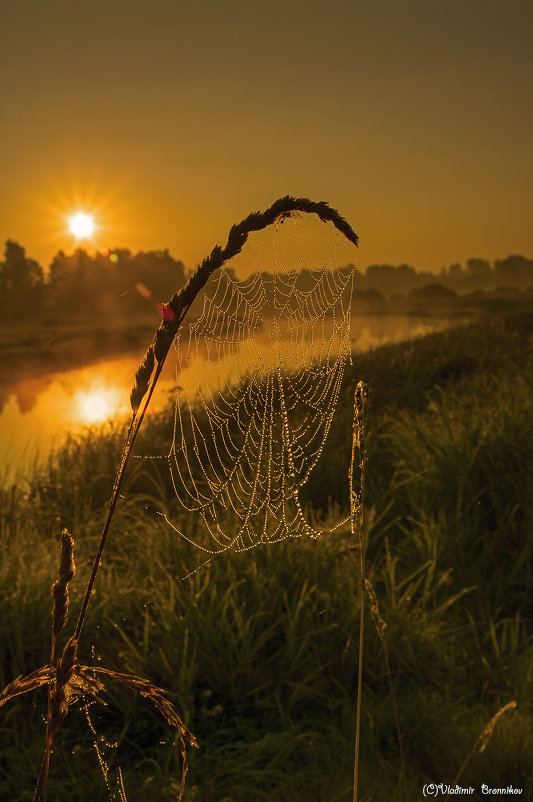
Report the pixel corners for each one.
[140,213,357,560]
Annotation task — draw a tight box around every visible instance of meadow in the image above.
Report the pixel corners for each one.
[1,307,532,801]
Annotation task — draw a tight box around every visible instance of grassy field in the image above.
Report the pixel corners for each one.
[1,308,532,801]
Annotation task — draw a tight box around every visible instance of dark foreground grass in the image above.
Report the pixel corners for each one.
[1,311,533,800]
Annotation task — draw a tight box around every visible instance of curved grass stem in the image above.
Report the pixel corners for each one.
[31,195,359,799]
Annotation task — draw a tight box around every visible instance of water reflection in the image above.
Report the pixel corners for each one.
[0,354,176,482]
[0,314,462,481]
[77,389,120,423]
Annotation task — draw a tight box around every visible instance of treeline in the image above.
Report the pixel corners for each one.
[1,240,533,325]
[0,241,187,324]
[357,255,533,298]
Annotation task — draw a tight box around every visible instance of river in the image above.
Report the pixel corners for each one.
[0,314,463,483]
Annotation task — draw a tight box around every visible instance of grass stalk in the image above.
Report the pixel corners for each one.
[74,195,359,646]
[364,578,406,783]
[444,701,517,801]
[350,381,368,802]
[72,364,162,644]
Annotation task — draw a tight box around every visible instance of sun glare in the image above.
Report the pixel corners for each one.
[68,212,95,240]
[79,391,110,423]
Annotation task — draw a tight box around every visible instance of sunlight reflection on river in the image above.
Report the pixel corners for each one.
[0,315,460,483]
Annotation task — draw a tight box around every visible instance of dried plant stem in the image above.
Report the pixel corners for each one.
[74,196,358,645]
[0,667,53,708]
[35,530,77,802]
[365,578,406,783]
[34,640,78,802]
[72,364,162,644]
[29,196,359,799]
[350,382,368,802]
[42,531,76,801]
[444,701,517,802]
[129,196,358,414]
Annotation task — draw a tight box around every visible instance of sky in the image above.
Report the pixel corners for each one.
[1,0,532,275]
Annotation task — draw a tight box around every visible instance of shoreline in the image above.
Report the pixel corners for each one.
[0,300,474,382]
[0,317,157,388]
[2,288,531,392]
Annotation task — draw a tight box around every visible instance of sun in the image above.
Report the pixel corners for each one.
[68,211,96,240]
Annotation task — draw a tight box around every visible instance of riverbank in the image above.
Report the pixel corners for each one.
[2,288,531,387]
[0,316,158,387]
[0,308,473,485]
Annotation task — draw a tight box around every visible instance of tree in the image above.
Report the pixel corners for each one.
[494,255,533,288]
[45,248,93,318]
[409,283,458,302]
[466,258,491,276]
[365,263,418,295]
[0,240,44,320]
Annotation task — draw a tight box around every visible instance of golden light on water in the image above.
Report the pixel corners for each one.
[78,390,112,423]
[68,211,96,240]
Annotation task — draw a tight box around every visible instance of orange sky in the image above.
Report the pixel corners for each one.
[1,0,532,274]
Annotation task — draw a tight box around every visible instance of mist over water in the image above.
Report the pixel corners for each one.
[0,314,459,484]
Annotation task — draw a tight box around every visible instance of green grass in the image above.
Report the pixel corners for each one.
[1,310,533,800]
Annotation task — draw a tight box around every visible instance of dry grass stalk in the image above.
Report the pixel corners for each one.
[51,529,75,646]
[48,637,78,732]
[0,530,197,802]
[73,196,359,651]
[350,381,368,802]
[35,529,78,802]
[84,666,199,802]
[365,578,406,783]
[444,700,518,801]
[130,196,359,414]
[0,665,105,711]
[0,666,54,709]
[86,667,198,745]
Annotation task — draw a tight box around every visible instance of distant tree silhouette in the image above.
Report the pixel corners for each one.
[355,288,385,304]
[46,248,93,319]
[460,257,494,291]
[43,246,187,321]
[48,250,67,296]
[364,263,418,296]
[494,255,533,288]
[466,257,491,276]
[448,263,463,279]
[408,283,458,303]
[1,237,532,330]
[0,240,44,321]
[130,249,186,309]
